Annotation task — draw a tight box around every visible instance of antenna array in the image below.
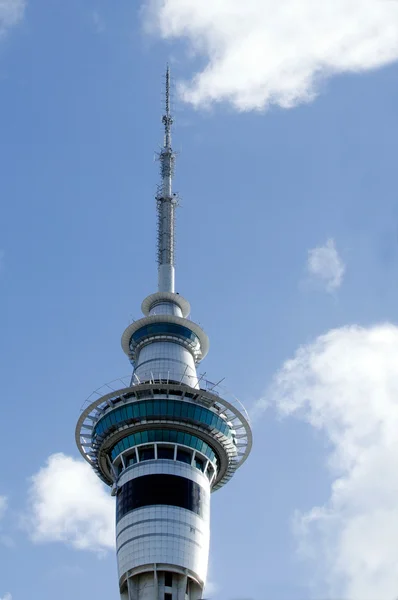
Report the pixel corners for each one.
[156,66,178,293]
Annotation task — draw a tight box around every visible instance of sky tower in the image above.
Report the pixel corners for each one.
[75,68,252,600]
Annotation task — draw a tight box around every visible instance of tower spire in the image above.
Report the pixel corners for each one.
[157,65,177,293]
[164,64,172,150]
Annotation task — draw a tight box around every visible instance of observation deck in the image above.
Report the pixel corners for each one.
[76,374,252,493]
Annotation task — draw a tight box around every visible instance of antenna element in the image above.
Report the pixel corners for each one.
[157,65,177,293]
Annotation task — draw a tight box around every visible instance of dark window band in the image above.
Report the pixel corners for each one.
[116,474,204,522]
[130,323,199,350]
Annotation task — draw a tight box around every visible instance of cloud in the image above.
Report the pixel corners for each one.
[260,324,398,600]
[26,453,115,552]
[0,496,14,548]
[306,238,345,292]
[92,10,105,34]
[0,0,25,36]
[0,496,7,520]
[144,0,398,111]
[0,594,12,600]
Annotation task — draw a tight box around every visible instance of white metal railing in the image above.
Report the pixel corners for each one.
[80,371,251,424]
[76,371,253,489]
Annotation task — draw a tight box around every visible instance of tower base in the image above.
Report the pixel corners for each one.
[120,567,203,600]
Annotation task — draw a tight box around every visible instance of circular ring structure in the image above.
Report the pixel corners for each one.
[121,315,209,363]
[75,381,252,491]
[141,292,191,318]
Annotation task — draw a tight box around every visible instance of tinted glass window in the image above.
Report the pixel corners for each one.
[116,474,205,522]
[95,400,233,446]
[139,446,155,461]
[177,449,192,464]
[130,323,199,347]
[157,446,174,460]
[127,454,137,467]
[195,457,204,472]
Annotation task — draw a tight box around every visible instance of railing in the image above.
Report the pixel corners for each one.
[79,372,251,427]
[76,371,253,487]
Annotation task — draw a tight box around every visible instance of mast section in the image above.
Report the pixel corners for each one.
[157,65,177,293]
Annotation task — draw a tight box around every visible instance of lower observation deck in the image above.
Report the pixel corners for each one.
[75,374,252,492]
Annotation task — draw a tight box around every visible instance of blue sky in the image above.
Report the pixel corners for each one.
[2,1,398,599]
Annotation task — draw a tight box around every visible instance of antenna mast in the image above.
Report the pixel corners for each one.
[157,65,177,293]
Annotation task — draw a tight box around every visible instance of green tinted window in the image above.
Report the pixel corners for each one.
[180,403,188,418]
[94,399,232,442]
[195,457,204,472]
[130,323,199,346]
[177,448,192,464]
[127,453,137,466]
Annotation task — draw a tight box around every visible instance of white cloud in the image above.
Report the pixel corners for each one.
[0,496,14,548]
[92,10,105,34]
[1,594,12,600]
[0,496,7,520]
[307,238,345,292]
[260,324,398,600]
[0,0,25,36]
[26,453,115,552]
[144,0,398,111]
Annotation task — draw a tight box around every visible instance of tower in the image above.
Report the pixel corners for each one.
[75,68,252,600]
